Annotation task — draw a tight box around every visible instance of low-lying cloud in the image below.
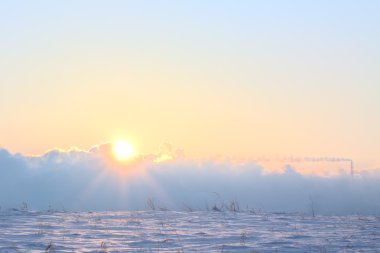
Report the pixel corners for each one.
[0,144,379,215]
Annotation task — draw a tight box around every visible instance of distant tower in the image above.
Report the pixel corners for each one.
[350,160,354,176]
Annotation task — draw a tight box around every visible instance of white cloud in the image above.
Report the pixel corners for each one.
[0,145,379,214]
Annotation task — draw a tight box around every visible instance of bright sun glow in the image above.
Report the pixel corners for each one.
[113,141,135,161]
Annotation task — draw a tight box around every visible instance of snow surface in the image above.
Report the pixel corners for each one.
[0,210,379,252]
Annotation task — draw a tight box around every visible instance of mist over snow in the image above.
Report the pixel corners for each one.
[0,144,379,215]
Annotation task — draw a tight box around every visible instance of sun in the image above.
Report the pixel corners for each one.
[113,141,135,161]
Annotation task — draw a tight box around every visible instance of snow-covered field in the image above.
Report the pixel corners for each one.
[0,210,379,252]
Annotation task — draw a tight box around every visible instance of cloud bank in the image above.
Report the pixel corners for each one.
[0,144,379,215]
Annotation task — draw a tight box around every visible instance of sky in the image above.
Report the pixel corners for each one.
[1,0,380,208]
[1,1,380,167]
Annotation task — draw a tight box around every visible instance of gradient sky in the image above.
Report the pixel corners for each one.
[1,1,379,169]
